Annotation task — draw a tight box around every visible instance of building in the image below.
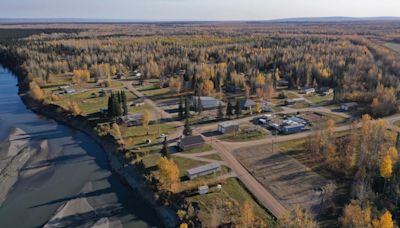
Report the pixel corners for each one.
[287,116,308,125]
[177,135,205,151]
[341,102,358,111]
[198,185,209,195]
[116,113,144,126]
[262,102,273,112]
[240,99,256,110]
[303,88,316,95]
[187,163,221,180]
[191,96,225,111]
[285,98,305,105]
[130,97,146,107]
[278,79,289,87]
[280,124,305,135]
[319,87,334,96]
[218,121,239,134]
[59,86,75,94]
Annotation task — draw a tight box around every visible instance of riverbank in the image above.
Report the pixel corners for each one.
[17,84,179,227]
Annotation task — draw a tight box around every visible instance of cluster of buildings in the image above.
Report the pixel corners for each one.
[255,114,309,135]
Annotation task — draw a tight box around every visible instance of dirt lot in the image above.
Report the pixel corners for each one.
[233,143,342,223]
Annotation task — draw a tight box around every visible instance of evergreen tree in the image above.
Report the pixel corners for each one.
[178,96,184,120]
[183,118,192,136]
[113,93,122,117]
[107,95,114,118]
[160,136,169,157]
[235,99,242,118]
[185,96,191,118]
[226,100,233,118]
[197,96,203,114]
[121,91,128,116]
[217,102,224,120]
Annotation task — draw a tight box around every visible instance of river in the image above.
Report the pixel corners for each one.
[0,66,161,227]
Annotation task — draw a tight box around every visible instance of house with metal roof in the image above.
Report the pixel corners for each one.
[177,135,206,151]
[218,121,239,134]
[191,96,225,111]
[116,113,144,126]
[187,163,221,180]
[341,102,358,111]
[240,99,256,110]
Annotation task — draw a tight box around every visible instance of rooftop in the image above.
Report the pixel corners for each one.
[187,163,221,176]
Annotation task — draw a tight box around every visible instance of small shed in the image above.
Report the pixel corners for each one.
[198,185,209,195]
[130,97,146,107]
[319,87,334,96]
[341,102,358,111]
[241,99,256,110]
[177,135,205,151]
[116,113,144,126]
[218,121,239,134]
[59,86,75,94]
[187,163,221,180]
[304,88,316,95]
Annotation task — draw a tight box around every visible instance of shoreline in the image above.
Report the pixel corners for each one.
[14,78,179,227]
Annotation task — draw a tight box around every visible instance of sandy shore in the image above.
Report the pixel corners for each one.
[0,128,53,206]
[44,182,123,228]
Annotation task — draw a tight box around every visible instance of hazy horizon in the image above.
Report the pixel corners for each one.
[1,0,400,21]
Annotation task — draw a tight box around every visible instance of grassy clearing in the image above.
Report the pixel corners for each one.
[219,129,268,142]
[289,101,311,109]
[182,144,213,154]
[187,178,275,227]
[306,93,333,104]
[171,155,209,177]
[384,42,400,54]
[200,153,222,161]
[121,123,175,150]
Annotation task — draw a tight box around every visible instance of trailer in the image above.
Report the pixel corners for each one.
[280,124,305,135]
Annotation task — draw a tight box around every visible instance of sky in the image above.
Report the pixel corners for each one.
[1,0,400,21]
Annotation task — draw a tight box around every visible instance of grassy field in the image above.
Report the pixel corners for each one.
[306,93,333,104]
[384,42,400,54]
[219,128,268,142]
[182,144,213,154]
[200,153,222,161]
[187,178,275,227]
[171,155,209,177]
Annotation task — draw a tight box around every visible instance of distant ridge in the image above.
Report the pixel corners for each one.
[271,16,400,22]
[1,17,400,24]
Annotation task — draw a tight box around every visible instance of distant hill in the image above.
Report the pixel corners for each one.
[271,16,400,22]
[1,17,400,24]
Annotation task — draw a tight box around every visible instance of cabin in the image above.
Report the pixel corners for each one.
[59,86,75,94]
[198,185,209,195]
[240,99,256,110]
[191,96,225,111]
[116,113,144,126]
[177,135,205,151]
[303,88,316,95]
[341,102,358,111]
[218,121,239,134]
[187,163,221,180]
[319,87,334,96]
[280,124,305,135]
[130,97,146,107]
[285,98,305,106]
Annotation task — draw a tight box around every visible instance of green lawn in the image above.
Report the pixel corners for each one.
[182,144,213,154]
[306,93,333,104]
[200,153,222,161]
[219,129,267,142]
[187,178,275,227]
[289,101,311,109]
[384,42,400,54]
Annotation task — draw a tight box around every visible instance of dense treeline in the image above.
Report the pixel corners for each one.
[2,26,400,117]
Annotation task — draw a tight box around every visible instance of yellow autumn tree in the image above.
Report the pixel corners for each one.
[255,102,262,113]
[179,223,188,228]
[29,81,45,101]
[169,77,182,94]
[202,80,214,96]
[142,110,151,135]
[380,154,393,179]
[67,101,82,116]
[111,123,123,143]
[280,205,317,228]
[341,200,372,227]
[239,200,254,227]
[387,147,398,162]
[157,157,180,192]
[379,211,394,228]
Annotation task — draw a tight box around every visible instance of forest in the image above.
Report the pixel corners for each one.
[1,21,400,227]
